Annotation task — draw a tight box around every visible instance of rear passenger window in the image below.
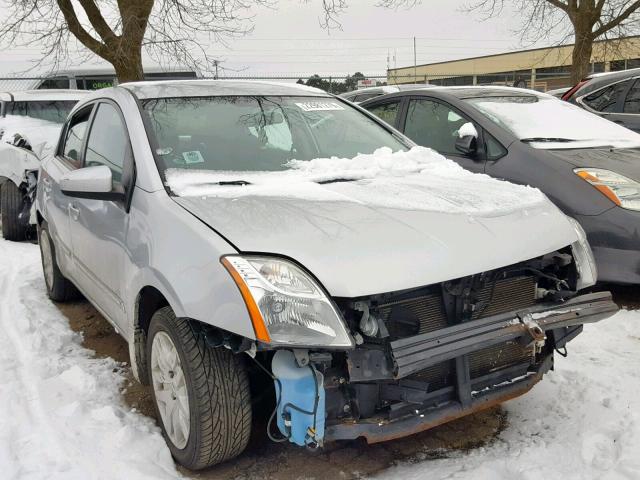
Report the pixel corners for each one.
[83,103,128,183]
[583,81,628,112]
[623,79,640,113]
[62,106,93,167]
[367,101,400,126]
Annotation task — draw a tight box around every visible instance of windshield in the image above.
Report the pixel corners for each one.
[142,96,407,175]
[5,100,77,124]
[465,95,640,149]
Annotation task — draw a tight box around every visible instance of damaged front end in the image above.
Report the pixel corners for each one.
[257,248,617,447]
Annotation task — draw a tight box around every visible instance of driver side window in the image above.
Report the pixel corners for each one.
[83,103,129,184]
[62,106,93,168]
[403,99,471,155]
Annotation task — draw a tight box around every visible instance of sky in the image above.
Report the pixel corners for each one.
[0,0,537,80]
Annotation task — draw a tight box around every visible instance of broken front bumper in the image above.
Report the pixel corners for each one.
[325,291,618,443]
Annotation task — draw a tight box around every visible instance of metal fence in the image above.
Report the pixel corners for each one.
[0,72,576,94]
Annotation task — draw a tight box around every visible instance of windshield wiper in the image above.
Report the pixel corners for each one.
[202,180,252,186]
[521,137,575,143]
[316,178,358,185]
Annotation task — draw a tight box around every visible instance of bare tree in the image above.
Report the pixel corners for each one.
[0,0,268,82]
[467,1,640,83]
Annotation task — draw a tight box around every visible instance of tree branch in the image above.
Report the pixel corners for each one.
[55,0,109,57]
[593,0,640,36]
[76,0,117,43]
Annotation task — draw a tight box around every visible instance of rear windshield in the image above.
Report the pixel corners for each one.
[465,95,640,149]
[141,95,407,174]
[5,100,77,123]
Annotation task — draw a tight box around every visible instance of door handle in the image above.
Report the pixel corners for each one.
[68,203,80,221]
[42,178,52,193]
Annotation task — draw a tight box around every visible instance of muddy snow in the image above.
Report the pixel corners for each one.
[0,238,639,480]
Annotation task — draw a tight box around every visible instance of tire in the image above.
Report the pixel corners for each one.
[147,307,252,470]
[37,221,79,302]
[0,181,28,241]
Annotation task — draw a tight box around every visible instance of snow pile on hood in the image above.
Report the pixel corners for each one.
[0,240,181,480]
[0,115,64,160]
[469,97,640,150]
[378,309,640,480]
[166,146,547,216]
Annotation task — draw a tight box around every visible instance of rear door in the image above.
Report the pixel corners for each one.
[616,78,640,133]
[400,97,486,173]
[40,104,94,278]
[67,101,133,332]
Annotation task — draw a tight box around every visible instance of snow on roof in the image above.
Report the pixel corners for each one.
[121,79,329,99]
[165,146,547,216]
[0,90,89,102]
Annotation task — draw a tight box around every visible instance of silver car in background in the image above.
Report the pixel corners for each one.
[36,80,617,470]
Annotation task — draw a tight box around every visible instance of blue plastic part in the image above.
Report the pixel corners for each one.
[271,350,325,447]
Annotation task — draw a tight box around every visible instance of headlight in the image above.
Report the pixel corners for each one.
[575,168,640,211]
[566,217,597,290]
[222,255,354,348]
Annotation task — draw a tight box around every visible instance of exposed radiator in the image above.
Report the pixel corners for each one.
[376,275,538,391]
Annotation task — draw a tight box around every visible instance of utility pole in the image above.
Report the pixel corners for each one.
[413,37,417,82]
[214,60,219,80]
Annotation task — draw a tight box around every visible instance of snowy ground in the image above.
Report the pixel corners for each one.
[1,238,639,480]
[0,239,180,480]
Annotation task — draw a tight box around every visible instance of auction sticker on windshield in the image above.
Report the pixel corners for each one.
[295,101,345,111]
[182,150,205,164]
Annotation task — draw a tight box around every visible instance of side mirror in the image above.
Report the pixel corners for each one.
[455,122,479,157]
[60,165,124,201]
[455,135,477,156]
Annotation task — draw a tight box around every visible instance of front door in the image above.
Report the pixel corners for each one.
[41,105,94,277]
[68,101,133,334]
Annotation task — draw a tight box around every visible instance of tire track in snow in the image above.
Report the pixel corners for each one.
[0,243,71,476]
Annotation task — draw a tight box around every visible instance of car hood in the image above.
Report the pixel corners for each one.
[546,148,640,182]
[173,194,577,298]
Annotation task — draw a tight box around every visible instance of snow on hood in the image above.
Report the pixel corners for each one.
[0,115,63,160]
[166,146,547,217]
[468,97,640,150]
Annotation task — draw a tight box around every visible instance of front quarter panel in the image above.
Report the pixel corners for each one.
[124,188,256,341]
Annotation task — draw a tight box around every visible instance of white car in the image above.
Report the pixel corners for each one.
[0,90,87,240]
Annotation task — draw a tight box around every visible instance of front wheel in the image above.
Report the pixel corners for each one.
[0,181,28,241]
[147,307,252,470]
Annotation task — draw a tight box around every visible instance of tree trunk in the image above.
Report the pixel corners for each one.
[113,47,144,83]
[571,26,594,84]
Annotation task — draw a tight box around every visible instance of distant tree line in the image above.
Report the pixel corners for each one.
[296,72,385,93]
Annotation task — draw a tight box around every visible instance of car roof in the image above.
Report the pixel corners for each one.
[587,67,640,81]
[0,89,90,102]
[340,84,432,98]
[120,80,329,99]
[363,85,547,102]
